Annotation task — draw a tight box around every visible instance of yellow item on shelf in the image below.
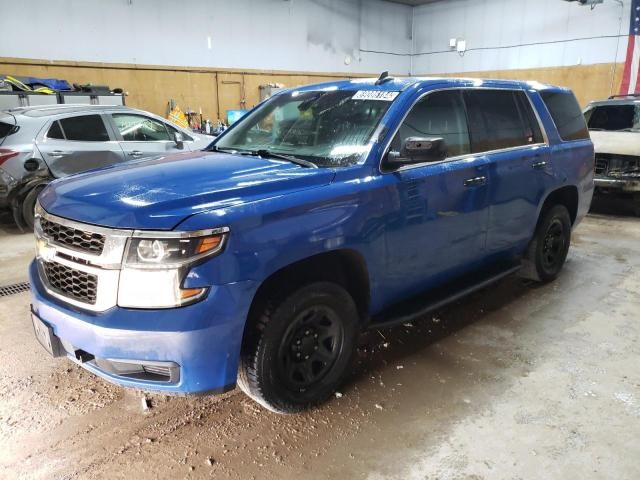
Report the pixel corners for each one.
[168,105,189,128]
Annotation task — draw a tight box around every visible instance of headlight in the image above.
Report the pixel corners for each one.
[124,232,226,268]
[117,228,228,309]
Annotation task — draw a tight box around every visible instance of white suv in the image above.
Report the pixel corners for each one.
[584,96,640,215]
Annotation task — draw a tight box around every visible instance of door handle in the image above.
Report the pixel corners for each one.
[532,160,548,169]
[51,150,69,157]
[128,150,144,157]
[463,176,487,187]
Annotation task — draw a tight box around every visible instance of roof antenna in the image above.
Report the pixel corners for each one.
[375,71,392,86]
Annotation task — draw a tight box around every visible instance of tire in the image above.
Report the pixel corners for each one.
[521,205,572,283]
[633,195,640,217]
[238,282,358,414]
[21,184,46,231]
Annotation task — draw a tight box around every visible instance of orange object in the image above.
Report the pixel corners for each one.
[196,235,223,254]
[168,105,189,128]
[180,287,205,299]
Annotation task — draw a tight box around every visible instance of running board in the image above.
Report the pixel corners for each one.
[369,264,521,330]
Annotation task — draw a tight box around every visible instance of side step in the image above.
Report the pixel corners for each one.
[369,264,521,330]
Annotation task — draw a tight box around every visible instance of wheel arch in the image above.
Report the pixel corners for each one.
[538,185,579,226]
[244,249,371,335]
[9,174,52,230]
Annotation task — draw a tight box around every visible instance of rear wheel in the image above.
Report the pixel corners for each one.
[633,194,640,217]
[521,205,572,283]
[238,282,358,414]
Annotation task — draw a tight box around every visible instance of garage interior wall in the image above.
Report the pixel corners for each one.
[411,0,630,106]
[0,0,631,118]
[0,0,413,120]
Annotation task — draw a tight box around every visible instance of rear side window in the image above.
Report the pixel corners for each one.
[0,121,18,138]
[47,121,64,139]
[540,91,589,141]
[464,90,542,153]
[391,90,471,158]
[59,115,110,141]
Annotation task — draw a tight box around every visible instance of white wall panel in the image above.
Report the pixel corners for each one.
[0,0,413,74]
[412,0,630,74]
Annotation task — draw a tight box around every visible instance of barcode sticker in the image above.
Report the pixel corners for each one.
[352,90,400,101]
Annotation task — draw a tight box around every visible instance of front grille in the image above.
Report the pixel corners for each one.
[40,217,105,255]
[595,158,608,175]
[94,358,179,383]
[143,364,172,378]
[43,261,97,305]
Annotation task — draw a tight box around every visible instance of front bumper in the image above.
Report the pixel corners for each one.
[594,176,640,193]
[29,260,256,394]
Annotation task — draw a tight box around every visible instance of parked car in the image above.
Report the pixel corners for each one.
[584,95,640,215]
[0,104,212,229]
[29,77,593,413]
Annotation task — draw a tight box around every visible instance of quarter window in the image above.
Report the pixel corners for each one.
[112,114,171,141]
[166,124,193,142]
[464,90,540,153]
[540,91,589,141]
[47,120,65,139]
[58,115,110,141]
[391,90,471,158]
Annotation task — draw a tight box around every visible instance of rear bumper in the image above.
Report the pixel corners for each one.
[594,176,640,193]
[29,260,256,394]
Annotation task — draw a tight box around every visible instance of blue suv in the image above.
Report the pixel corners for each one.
[29,76,594,413]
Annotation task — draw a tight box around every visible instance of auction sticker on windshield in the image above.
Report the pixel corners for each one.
[352,91,399,101]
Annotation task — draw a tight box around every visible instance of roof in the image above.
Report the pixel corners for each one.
[290,76,566,94]
[2,104,132,118]
[587,96,640,107]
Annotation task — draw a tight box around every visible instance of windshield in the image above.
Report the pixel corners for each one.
[585,104,640,131]
[212,90,395,168]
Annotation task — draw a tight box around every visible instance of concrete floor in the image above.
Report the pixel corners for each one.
[0,200,639,480]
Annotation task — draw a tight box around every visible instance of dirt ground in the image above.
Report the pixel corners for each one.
[0,199,639,480]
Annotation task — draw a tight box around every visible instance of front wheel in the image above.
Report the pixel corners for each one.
[238,282,358,414]
[21,184,47,231]
[521,204,572,283]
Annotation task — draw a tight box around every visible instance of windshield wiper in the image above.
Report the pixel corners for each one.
[208,145,237,153]
[248,149,318,168]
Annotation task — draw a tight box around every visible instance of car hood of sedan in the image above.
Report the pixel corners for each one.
[39,151,335,230]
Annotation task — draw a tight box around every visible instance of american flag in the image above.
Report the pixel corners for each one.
[620,0,640,95]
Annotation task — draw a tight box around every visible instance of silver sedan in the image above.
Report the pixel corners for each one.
[0,104,213,229]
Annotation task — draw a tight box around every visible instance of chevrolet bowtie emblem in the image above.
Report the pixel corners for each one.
[36,238,57,262]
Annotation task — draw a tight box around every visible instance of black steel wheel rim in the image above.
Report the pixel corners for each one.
[542,218,565,269]
[277,305,344,392]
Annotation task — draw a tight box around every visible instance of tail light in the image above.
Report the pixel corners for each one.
[0,149,18,166]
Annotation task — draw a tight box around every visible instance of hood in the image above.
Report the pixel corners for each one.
[190,132,215,150]
[39,151,335,230]
[590,130,640,157]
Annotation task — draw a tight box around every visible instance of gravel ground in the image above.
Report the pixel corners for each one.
[0,199,638,479]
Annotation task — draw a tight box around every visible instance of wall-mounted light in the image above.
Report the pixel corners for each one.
[456,39,466,56]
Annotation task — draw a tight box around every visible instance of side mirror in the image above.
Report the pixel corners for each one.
[387,137,447,167]
[173,131,184,150]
